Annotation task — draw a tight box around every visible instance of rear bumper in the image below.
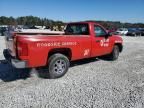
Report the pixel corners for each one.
[11,59,28,68]
[3,49,28,68]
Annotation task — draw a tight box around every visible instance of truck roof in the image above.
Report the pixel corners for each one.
[67,21,101,26]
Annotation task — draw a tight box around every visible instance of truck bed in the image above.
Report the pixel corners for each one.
[18,29,64,34]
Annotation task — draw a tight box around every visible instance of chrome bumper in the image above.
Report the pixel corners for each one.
[3,49,28,68]
[11,59,27,68]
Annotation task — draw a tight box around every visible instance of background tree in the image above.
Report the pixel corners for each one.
[0,16,144,30]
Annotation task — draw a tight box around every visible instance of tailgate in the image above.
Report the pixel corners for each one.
[5,31,16,57]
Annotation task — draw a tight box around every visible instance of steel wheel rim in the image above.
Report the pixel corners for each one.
[53,59,66,74]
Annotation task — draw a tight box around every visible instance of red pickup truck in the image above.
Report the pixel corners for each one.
[4,21,123,78]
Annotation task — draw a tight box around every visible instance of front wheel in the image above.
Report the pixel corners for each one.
[108,45,120,60]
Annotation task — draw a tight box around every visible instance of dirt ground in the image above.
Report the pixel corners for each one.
[0,36,144,108]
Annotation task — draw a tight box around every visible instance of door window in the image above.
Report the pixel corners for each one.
[94,26,107,37]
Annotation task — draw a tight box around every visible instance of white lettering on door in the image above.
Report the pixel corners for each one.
[100,39,109,47]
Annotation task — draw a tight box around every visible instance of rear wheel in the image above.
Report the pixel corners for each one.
[38,53,70,79]
[133,33,136,37]
[49,54,70,78]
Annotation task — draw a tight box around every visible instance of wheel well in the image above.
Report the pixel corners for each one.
[115,43,123,52]
[48,48,72,60]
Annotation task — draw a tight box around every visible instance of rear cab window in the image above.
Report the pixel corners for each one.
[65,23,89,35]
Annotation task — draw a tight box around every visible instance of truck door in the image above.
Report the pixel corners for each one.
[91,25,110,57]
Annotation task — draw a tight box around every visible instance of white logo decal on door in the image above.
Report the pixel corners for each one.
[100,39,109,47]
[84,49,90,56]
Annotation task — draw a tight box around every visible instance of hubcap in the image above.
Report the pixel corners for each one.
[53,59,66,74]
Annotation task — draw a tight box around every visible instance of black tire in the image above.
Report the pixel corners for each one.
[108,45,119,60]
[134,33,137,37]
[38,54,70,79]
[48,53,70,78]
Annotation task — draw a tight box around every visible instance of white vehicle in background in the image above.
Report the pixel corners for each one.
[0,25,8,36]
[116,28,128,35]
[15,25,64,34]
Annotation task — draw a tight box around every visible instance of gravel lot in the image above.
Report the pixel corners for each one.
[0,36,144,108]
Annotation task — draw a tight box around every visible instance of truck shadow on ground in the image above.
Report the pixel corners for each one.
[0,60,31,82]
[0,57,110,82]
[70,57,100,67]
[70,56,112,67]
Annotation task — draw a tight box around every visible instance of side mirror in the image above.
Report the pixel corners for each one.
[105,32,112,38]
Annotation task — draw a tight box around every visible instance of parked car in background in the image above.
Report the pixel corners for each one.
[139,28,144,36]
[126,28,141,36]
[116,28,128,35]
[0,26,8,36]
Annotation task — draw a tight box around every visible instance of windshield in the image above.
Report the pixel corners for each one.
[65,23,89,35]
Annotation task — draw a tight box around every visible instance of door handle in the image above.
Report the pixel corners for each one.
[96,40,100,42]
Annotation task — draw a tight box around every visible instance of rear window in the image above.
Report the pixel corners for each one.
[65,24,89,35]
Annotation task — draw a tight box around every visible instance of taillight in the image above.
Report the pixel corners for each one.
[13,37,16,49]
[17,42,28,56]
